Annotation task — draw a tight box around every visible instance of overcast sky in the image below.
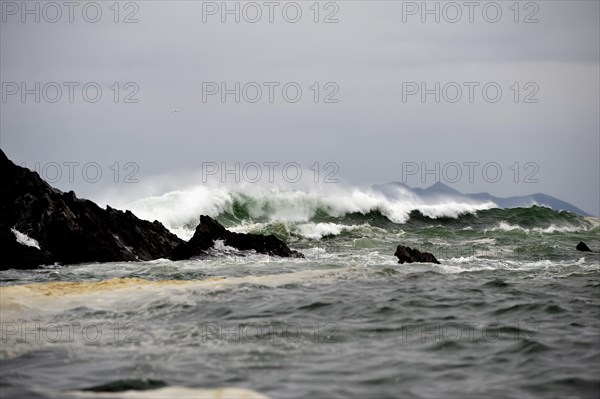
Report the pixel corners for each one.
[1,0,599,215]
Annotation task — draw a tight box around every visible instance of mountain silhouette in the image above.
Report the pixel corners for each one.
[372,182,590,216]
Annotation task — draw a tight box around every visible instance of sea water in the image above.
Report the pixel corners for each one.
[1,189,599,398]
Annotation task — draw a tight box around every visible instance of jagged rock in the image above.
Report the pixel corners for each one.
[0,149,303,270]
[576,241,592,252]
[0,149,183,270]
[171,215,304,260]
[394,245,440,264]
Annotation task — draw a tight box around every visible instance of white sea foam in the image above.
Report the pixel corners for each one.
[487,221,583,234]
[211,239,238,253]
[296,222,345,239]
[11,228,40,249]
[584,217,600,229]
[69,386,269,399]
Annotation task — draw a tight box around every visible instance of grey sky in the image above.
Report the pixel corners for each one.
[1,0,599,215]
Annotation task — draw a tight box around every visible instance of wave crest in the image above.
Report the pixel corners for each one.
[123,184,495,237]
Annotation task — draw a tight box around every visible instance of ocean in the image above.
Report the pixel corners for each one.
[1,187,599,399]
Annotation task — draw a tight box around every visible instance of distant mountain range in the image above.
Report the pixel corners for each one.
[372,182,591,216]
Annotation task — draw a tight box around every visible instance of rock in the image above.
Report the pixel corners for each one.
[0,149,303,270]
[394,245,440,264]
[0,149,183,270]
[576,241,592,252]
[171,215,304,260]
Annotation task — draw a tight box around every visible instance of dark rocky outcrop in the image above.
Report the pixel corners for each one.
[171,215,304,260]
[576,241,592,252]
[0,149,183,270]
[394,245,440,264]
[1,149,303,270]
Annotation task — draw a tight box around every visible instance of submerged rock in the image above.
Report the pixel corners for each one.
[576,241,592,252]
[0,149,183,270]
[394,245,440,264]
[171,215,304,260]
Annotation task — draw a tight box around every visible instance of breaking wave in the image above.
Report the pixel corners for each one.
[122,185,496,238]
[117,184,594,241]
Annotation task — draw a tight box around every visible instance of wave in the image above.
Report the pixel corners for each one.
[407,206,593,234]
[228,220,390,241]
[117,184,594,240]
[486,221,583,234]
[0,269,366,323]
[122,185,495,238]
